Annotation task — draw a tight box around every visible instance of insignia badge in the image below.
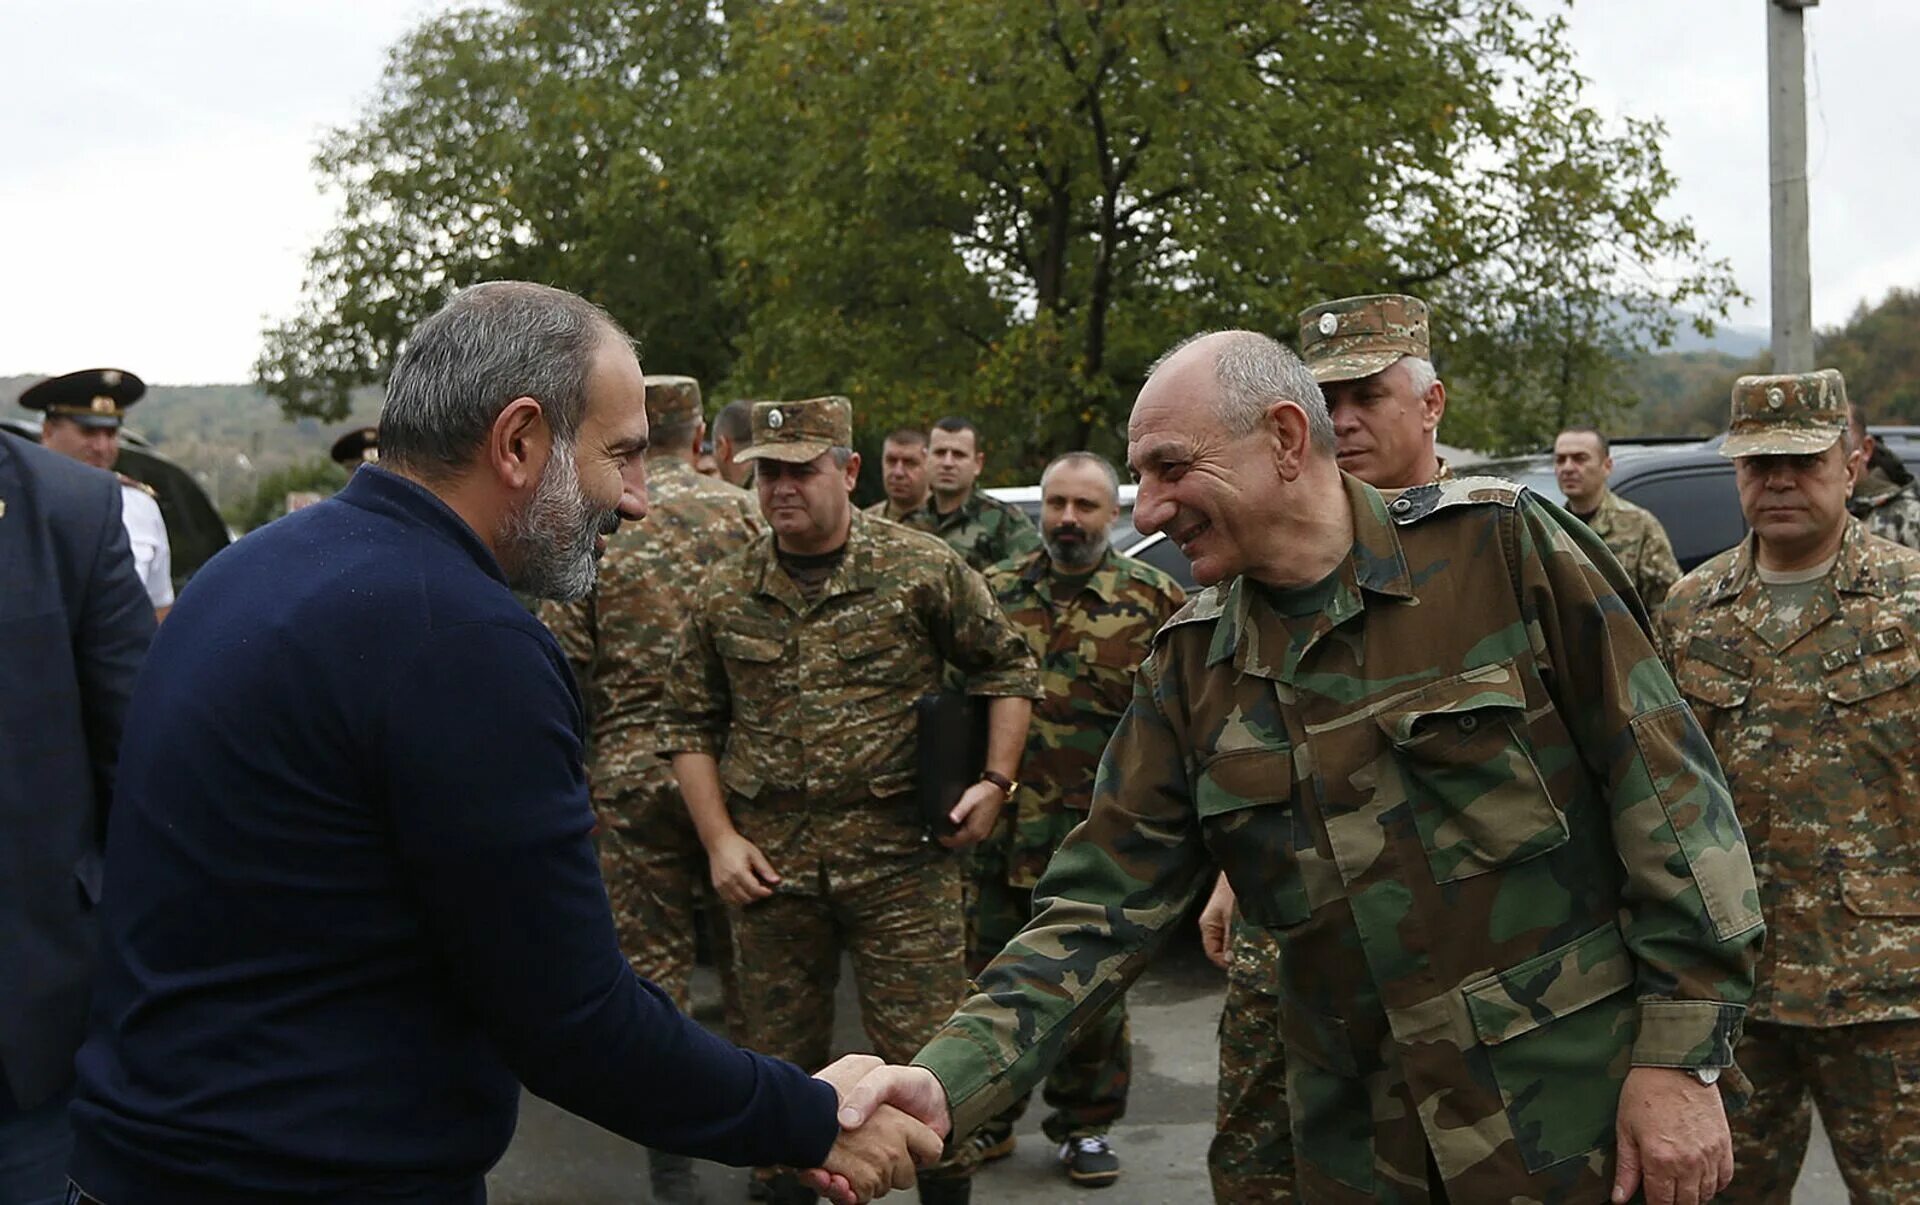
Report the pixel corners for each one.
[101,370,121,387]
[1318,312,1339,336]
[1766,387,1785,411]
[364,447,379,463]
[767,409,785,430]
[92,396,115,413]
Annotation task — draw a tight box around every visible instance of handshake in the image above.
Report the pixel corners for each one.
[800,1056,954,1204]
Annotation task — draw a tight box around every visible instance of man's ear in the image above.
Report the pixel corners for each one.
[487,397,550,491]
[1422,380,1447,432]
[843,451,863,493]
[1268,400,1313,482]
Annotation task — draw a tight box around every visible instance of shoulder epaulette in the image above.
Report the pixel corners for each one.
[116,472,157,498]
[1153,584,1227,643]
[1387,475,1525,526]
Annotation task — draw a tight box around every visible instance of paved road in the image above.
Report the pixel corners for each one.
[488,941,1844,1203]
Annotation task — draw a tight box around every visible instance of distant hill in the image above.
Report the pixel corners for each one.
[0,374,383,514]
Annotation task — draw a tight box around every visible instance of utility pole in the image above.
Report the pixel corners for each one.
[1768,0,1816,372]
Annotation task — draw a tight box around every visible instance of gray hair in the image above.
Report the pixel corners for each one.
[1400,356,1439,398]
[1151,330,1335,453]
[380,281,629,477]
[1040,450,1121,505]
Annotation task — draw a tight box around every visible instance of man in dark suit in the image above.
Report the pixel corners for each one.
[67,282,935,1205]
[0,431,154,1205]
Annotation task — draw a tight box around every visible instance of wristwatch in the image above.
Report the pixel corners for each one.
[980,770,1018,798]
[1688,1066,1721,1086]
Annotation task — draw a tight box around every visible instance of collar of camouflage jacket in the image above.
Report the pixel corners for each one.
[752,508,887,612]
[1705,515,1897,607]
[1204,473,1416,680]
[1583,487,1624,536]
[1011,546,1123,603]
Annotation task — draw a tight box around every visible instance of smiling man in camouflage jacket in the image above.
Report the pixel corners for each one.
[836,330,1763,1205]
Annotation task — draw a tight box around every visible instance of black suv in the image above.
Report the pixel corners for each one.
[1125,427,1920,588]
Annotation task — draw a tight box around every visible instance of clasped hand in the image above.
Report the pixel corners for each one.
[802,1056,952,1204]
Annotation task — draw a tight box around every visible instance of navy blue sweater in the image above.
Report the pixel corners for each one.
[71,467,837,1203]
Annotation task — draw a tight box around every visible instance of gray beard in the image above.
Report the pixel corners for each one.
[1044,530,1107,570]
[502,442,618,603]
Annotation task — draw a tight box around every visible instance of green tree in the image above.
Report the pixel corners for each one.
[226,458,351,532]
[264,0,1740,464]
[258,1,734,420]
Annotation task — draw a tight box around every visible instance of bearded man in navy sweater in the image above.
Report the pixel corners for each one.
[67,282,936,1205]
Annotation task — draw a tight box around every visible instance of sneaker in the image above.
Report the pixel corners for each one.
[966,1127,1016,1164]
[1057,1135,1120,1187]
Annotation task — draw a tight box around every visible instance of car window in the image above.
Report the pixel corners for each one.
[1614,468,1748,572]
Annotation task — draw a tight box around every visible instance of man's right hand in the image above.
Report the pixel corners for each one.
[812,1103,943,1204]
[1199,874,1236,970]
[834,1064,952,1138]
[707,833,779,904]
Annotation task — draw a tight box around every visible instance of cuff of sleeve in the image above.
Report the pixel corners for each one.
[1630,999,1745,1068]
[794,1073,843,1169]
[653,727,721,757]
[911,1029,1002,1145]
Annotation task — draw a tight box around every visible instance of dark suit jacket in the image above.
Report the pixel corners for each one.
[0,431,154,1111]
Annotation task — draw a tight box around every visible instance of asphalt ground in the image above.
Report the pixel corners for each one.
[487,939,1845,1204]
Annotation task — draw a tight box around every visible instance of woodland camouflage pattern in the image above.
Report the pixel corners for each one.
[1851,460,1920,552]
[902,489,1041,572]
[963,546,1184,1144]
[914,473,1762,1204]
[1659,520,1920,1202]
[1579,488,1683,609]
[1297,293,1431,384]
[540,456,761,1011]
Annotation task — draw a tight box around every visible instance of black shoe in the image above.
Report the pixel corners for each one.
[964,1125,1015,1164]
[915,1175,972,1205]
[1057,1135,1120,1187]
[647,1150,708,1205]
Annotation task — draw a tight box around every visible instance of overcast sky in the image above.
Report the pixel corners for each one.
[2,0,1913,383]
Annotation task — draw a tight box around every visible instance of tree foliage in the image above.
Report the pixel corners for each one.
[262,0,1742,467]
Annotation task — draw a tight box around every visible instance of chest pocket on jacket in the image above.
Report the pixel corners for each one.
[1195,744,1311,929]
[1377,660,1567,884]
[832,597,913,683]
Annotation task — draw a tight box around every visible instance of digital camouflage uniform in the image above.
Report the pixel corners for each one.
[660,398,1041,1190]
[1658,369,1920,1205]
[1849,455,1920,552]
[966,546,1184,1148]
[540,439,761,1017]
[903,488,1042,572]
[915,471,1763,1204]
[1577,487,1683,610]
[864,497,921,524]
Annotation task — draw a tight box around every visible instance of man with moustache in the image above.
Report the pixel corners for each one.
[66,284,936,1205]
[1660,371,1920,1203]
[904,417,1040,571]
[966,451,1184,1188]
[865,428,932,523]
[838,330,1761,1205]
[664,397,1039,1205]
[1554,425,1681,609]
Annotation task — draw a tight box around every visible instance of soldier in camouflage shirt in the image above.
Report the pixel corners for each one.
[660,397,1038,1205]
[966,451,1184,1188]
[1554,425,1683,608]
[1847,405,1920,551]
[864,427,931,523]
[541,375,761,1205]
[902,416,1041,570]
[1660,369,1920,1204]
[836,331,1762,1205]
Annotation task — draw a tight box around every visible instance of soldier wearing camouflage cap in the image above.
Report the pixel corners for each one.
[1298,293,1450,489]
[661,396,1041,1205]
[837,329,1761,1205]
[1659,368,1920,1203]
[541,371,762,1205]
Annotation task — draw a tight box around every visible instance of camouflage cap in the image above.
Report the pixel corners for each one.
[643,374,703,427]
[1297,294,1431,384]
[734,396,854,464]
[1720,369,1849,459]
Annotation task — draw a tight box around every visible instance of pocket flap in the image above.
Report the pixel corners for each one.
[1824,639,1920,706]
[717,630,784,663]
[1279,1003,1358,1077]
[1194,746,1293,819]
[1462,924,1635,1047]
[1377,660,1528,747]
[1841,870,1920,917]
[1675,653,1752,711]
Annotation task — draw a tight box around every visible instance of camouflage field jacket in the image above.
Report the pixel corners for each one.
[1660,520,1920,1027]
[902,488,1041,572]
[916,473,1762,1204]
